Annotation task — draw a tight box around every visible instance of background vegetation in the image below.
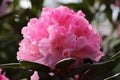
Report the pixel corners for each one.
[0,0,120,80]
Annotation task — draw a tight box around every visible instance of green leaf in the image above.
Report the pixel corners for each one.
[67,63,91,77]
[104,5,112,23]
[104,73,120,80]
[13,0,19,9]
[38,72,53,80]
[14,69,34,80]
[38,72,60,80]
[83,58,120,80]
[55,58,76,69]
[109,51,120,60]
[109,38,120,52]
[0,63,21,68]
[83,0,95,6]
[30,0,43,9]
[20,61,51,72]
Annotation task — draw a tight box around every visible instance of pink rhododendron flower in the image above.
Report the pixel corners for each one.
[0,69,9,80]
[0,0,10,17]
[17,6,104,68]
[31,71,39,80]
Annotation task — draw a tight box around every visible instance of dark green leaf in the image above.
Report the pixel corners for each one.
[117,13,120,21]
[104,73,120,80]
[20,61,51,72]
[30,0,43,9]
[100,0,114,6]
[38,72,53,80]
[0,63,21,68]
[110,38,120,50]
[104,5,112,23]
[13,69,34,80]
[67,63,91,77]
[13,0,19,9]
[109,51,120,60]
[38,72,60,80]
[55,58,76,69]
[83,0,95,6]
[83,58,120,80]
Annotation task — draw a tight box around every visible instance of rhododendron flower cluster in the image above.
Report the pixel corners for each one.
[0,69,9,80]
[17,6,104,68]
[0,0,10,17]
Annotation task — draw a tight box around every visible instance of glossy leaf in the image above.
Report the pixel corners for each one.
[109,51,120,60]
[83,58,120,80]
[55,58,76,69]
[20,61,51,72]
[67,63,91,77]
[0,63,21,68]
[104,73,120,80]
[38,72,53,80]
[13,69,34,80]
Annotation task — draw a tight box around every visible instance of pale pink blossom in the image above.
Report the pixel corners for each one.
[0,0,10,17]
[31,71,39,80]
[0,69,9,80]
[17,6,104,68]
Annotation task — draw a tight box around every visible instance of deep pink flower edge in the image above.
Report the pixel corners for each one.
[0,69,9,80]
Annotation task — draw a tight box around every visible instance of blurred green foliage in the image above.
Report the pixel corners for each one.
[0,0,120,80]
